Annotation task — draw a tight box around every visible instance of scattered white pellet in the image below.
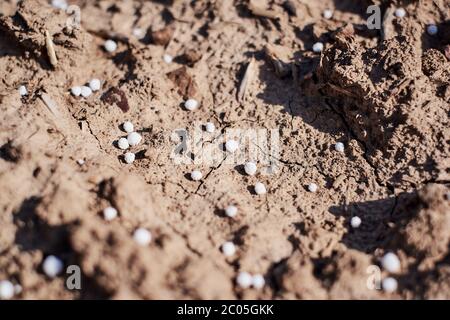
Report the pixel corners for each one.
[244,161,257,176]
[350,216,362,228]
[335,142,345,152]
[312,42,324,53]
[127,132,142,146]
[184,98,199,111]
[42,255,64,278]
[382,277,398,293]
[225,140,239,153]
[71,86,82,97]
[204,122,215,133]
[381,252,401,273]
[132,28,145,40]
[19,85,28,96]
[133,228,152,246]
[254,182,267,195]
[323,9,333,19]
[104,39,118,53]
[124,152,135,164]
[0,280,15,300]
[191,170,203,181]
[252,274,265,289]
[89,79,101,92]
[427,24,438,36]
[118,137,130,150]
[76,159,85,166]
[236,272,252,289]
[51,0,68,10]
[163,53,173,64]
[103,206,118,221]
[80,86,92,98]
[395,8,406,18]
[225,205,238,218]
[122,121,134,133]
[222,241,236,257]
[308,183,318,193]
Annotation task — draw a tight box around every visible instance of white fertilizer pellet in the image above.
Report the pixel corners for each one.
[312,42,324,53]
[104,39,117,53]
[381,252,401,273]
[122,121,134,133]
[225,205,238,218]
[76,159,85,165]
[254,182,267,195]
[103,206,118,221]
[19,85,28,96]
[191,170,203,181]
[204,122,215,133]
[335,142,345,152]
[71,86,82,97]
[244,161,257,176]
[222,241,236,256]
[89,79,101,92]
[80,86,92,98]
[395,8,406,18]
[350,216,362,228]
[133,28,145,39]
[184,98,199,111]
[382,277,398,293]
[51,0,68,10]
[225,140,239,153]
[236,272,252,288]
[427,24,438,35]
[0,280,15,300]
[124,152,135,164]
[252,274,265,289]
[308,183,318,193]
[163,54,173,64]
[127,132,142,146]
[42,255,64,278]
[133,228,152,246]
[323,9,333,19]
[118,137,130,150]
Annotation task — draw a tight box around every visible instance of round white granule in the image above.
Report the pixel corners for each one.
[252,274,265,289]
[71,86,82,97]
[124,152,135,164]
[184,98,199,111]
[133,228,152,246]
[312,42,324,53]
[127,132,142,146]
[225,140,239,153]
[323,9,333,19]
[42,255,64,278]
[254,182,267,195]
[76,159,85,165]
[118,137,129,150]
[103,206,118,221]
[190,170,203,181]
[381,252,401,273]
[395,8,406,18]
[382,277,398,293]
[427,24,438,35]
[0,280,15,300]
[163,54,173,64]
[308,183,318,193]
[335,142,345,152]
[122,121,134,133]
[80,86,92,98]
[104,39,117,53]
[19,85,28,96]
[51,0,68,10]
[222,241,236,256]
[225,205,238,218]
[204,122,215,133]
[244,161,257,176]
[89,79,101,92]
[133,28,145,39]
[236,272,252,289]
[350,216,362,228]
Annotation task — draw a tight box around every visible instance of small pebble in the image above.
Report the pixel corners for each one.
[335,142,345,152]
[184,98,199,111]
[254,182,267,195]
[350,216,362,228]
[204,122,215,133]
[76,159,85,165]
[80,86,92,98]
[382,277,398,293]
[124,152,135,164]
[381,252,401,273]
[103,206,118,221]
[118,137,130,150]
[244,161,257,176]
[225,205,238,218]
[51,0,68,10]
[71,86,82,97]
[395,8,406,18]
[104,39,118,53]
[236,272,252,289]
[312,42,324,53]
[163,53,173,64]
[225,140,239,153]
[323,9,333,19]
[89,79,101,92]
[308,183,318,193]
[221,241,236,257]
[133,228,152,246]
[252,274,265,289]
[427,24,438,36]
[122,121,134,133]
[0,280,14,300]
[127,132,142,146]
[19,85,28,96]
[42,255,64,278]
[191,170,203,181]
[132,28,145,39]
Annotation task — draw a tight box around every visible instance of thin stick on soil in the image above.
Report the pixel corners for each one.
[237,57,256,102]
[45,30,58,67]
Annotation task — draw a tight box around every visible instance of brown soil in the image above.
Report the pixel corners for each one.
[0,0,449,299]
